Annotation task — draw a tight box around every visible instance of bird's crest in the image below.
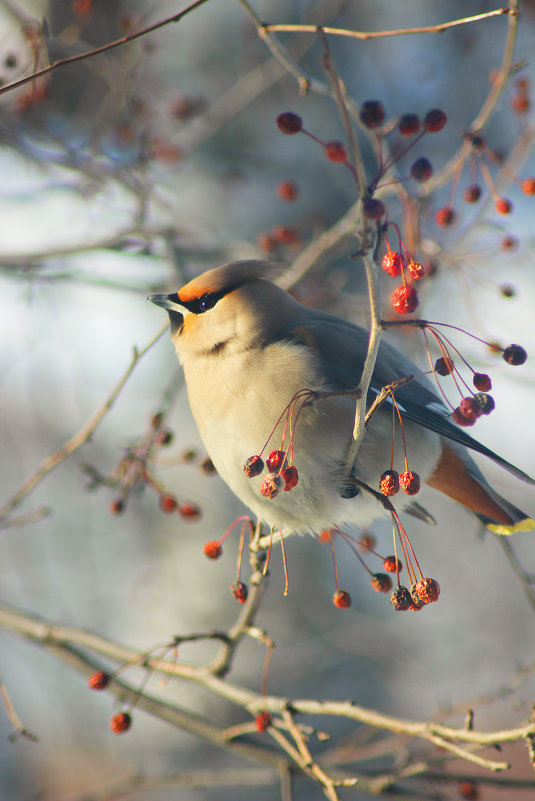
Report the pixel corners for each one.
[178,260,283,302]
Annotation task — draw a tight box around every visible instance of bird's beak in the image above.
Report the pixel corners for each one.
[147,293,182,311]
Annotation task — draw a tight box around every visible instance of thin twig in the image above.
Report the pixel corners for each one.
[0,323,168,524]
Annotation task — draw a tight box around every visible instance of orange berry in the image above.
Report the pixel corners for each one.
[325,141,347,162]
[407,260,425,280]
[463,184,481,203]
[203,541,222,559]
[399,470,420,495]
[231,580,248,603]
[380,469,399,496]
[370,573,392,593]
[110,712,132,734]
[179,502,201,519]
[521,177,535,195]
[276,180,299,201]
[159,494,177,513]
[88,671,110,690]
[332,590,351,609]
[391,285,418,315]
[511,93,530,114]
[255,711,272,732]
[495,197,513,215]
[383,555,402,574]
[382,251,406,277]
[435,206,455,226]
[414,577,440,603]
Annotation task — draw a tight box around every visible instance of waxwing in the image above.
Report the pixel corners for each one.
[149,260,534,537]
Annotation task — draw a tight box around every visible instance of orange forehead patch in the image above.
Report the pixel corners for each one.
[178,281,213,302]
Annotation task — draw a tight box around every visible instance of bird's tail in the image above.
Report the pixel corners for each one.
[426,444,534,535]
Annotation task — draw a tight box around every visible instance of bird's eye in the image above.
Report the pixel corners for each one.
[198,294,218,312]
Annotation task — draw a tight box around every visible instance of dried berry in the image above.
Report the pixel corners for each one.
[473,373,492,392]
[370,573,392,593]
[382,251,406,277]
[332,590,351,608]
[203,541,222,559]
[390,586,412,610]
[398,113,420,136]
[409,584,426,609]
[435,356,454,376]
[410,157,432,182]
[463,184,482,203]
[460,396,482,420]
[110,712,132,734]
[277,112,302,134]
[435,206,455,227]
[325,141,347,162]
[159,493,178,513]
[277,180,299,201]
[414,577,440,603]
[155,429,173,446]
[503,344,527,365]
[231,580,248,603]
[495,197,513,215]
[282,465,299,491]
[260,474,284,499]
[179,502,201,519]
[266,450,286,472]
[399,470,420,495]
[359,100,386,129]
[88,671,110,690]
[392,285,418,315]
[452,407,476,427]
[362,197,386,219]
[474,392,495,415]
[383,555,402,574]
[255,711,272,732]
[423,108,447,132]
[407,260,425,280]
[380,469,400,496]
[244,455,264,477]
[521,177,535,195]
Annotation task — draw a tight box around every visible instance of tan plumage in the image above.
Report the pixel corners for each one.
[149,260,534,536]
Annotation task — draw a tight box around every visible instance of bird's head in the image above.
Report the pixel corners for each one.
[148,260,294,360]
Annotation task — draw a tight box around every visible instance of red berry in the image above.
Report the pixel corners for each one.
[362,197,386,219]
[255,711,272,732]
[399,470,420,495]
[409,584,426,610]
[522,177,535,195]
[382,251,406,277]
[473,373,492,392]
[398,113,420,136]
[380,469,399,496]
[359,100,386,129]
[155,428,173,446]
[390,586,412,610]
[383,555,402,574]
[159,493,178,513]
[423,108,447,132]
[452,407,476,427]
[110,712,132,734]
[511,92,530,114]
[460,396,481,419]
[501,235,518,251]
[495,197,512,215]
[459,780,479,800]
[358,533,376,551]
[272,225,300,246]
[414,577,440,603]
[463,184,482,203]
[179,502,201,519]
[244,455,264,477]
[282,465,299,491]
[370,573,392,593]
[500,284,515,298]
[435,356,454,376]
[257,232,276,252]
[332,590,351,609]
[410,157,433,182]
[110,498,125,515]
[516,77,530,92]
[203,540,222,559]
[277,180,299,201]
[277,112,302,134]
[231,580,248,603]
[88,671,110,690]
[391,285,418,315]
[407,260,425,280]
[266,450,286,472]
[503,343,527,365]
[260,474,284,499]
[325,141,347,162]
[318,529,332,544]
[435,206,455,226]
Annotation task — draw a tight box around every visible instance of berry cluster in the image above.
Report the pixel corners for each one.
[381,227,426,316]
[321,527,440,613]
[81,411,202,519]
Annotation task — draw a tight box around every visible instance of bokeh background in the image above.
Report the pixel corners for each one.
[1,1,535,799]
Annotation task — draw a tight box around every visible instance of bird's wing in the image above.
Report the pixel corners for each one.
[283,311,534,484]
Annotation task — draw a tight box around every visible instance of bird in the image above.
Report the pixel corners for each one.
[149,259,534,538]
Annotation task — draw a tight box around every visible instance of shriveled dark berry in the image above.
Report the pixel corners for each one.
[370,573,392,593]
[410,157,433,182]
[503,344,527,365]
[473,373,492,392]
[277,112,302,134]
[435,356,454,376]
[244,455,264,477]
[359,100,386,129]
[231,581,248,603]
[423,108,447,132]
[398,113,420,136]
[266,450,286,472]
[399,470,420,495]
[362,197,386,219]
[390,586,412,610]
[474,392,495,415]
